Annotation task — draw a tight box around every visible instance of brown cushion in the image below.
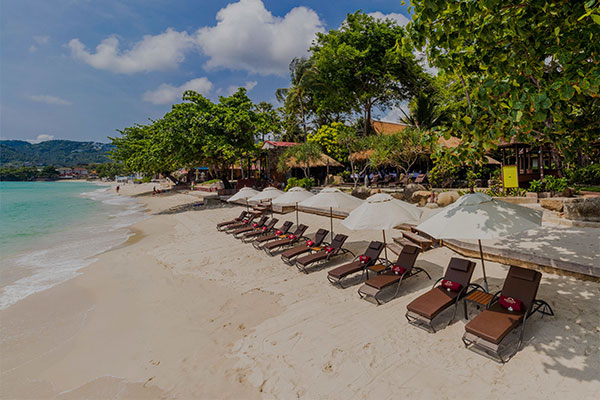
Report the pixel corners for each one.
[403,245,418,254]
[448,257,471,272]
[464,303,524,344]
[366,274,400,290]
[296,251,327,266]
[406,287,458,319]
[281,245,311,258]
[511,267,538,281]
[328,261,362,279]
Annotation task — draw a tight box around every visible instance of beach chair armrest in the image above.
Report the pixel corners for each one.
[432,277,444,289]
[486,290,503,309]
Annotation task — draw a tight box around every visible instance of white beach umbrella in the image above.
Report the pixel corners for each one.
[342,193,423,259]
[271,186,314,206]
[416,192,542,289]
[298,187,364,240]
[227,187,259,203]
[247,187,284,203]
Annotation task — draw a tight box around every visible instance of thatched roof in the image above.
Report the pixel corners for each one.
[287,153,343,168]
[371,120,410,135]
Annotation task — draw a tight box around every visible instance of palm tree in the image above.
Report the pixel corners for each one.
[399,93,446,131]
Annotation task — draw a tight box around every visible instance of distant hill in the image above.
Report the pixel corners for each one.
[0,140,113,166]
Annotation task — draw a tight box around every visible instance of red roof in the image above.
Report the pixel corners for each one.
[264,140,297,147]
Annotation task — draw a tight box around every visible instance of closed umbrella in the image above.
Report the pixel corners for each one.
[342,193,422,260]
[416,192,542,290]
[298,187,364,240]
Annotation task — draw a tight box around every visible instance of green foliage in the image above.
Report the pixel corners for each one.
[429,160,459,188]
[310,11,428,134]
[528,179,544,193]
[466,169,480,189]
[400,93,447,130]
[0,165,58,181]
[307,123,350,163]
[408,0,600,167]
[564,164,600,185]
[578,185,600,192]
[0,140,112,167]
[92,162,129,179]
[277,142,323,178]
[339,170,351,181]
[367,127,430,176]
[199,179,221,185]
[285,177,315,191]
[544,176,568,193]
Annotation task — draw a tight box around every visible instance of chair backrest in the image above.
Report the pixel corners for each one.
[255,216,269,227]
[501,266,541,311]
[278,221,294,234]
[313,229,329,246]
[237,211,248,220]
[292,224,308,237]
[363,241,384,265]
[329,234,349,255]
[415,174,425,183]
[245,213,259,223]
[264,218,278,230]
[395,244,420,271]
[443,257,476,289]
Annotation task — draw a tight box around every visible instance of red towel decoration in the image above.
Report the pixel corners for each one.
[325,246,334,253]
[262,226,268,231]
[441,279,462,292]
[288,234,296,240]
[252,223,258,227]
[499,295,523,312]
[359,255,371,264]
[306,240,314,247]
[275,230,282,235]
[391,265,406,275]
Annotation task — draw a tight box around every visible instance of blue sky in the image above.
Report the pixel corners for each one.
[0,0,411,143]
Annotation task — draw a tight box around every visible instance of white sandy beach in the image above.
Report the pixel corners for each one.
[1,183,599,399]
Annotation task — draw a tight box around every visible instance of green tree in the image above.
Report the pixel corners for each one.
[400,93,447,131]
[277,142,323,178]
[255,101,281,142]
[310,11,426,135]
[367,127,429,179]
[307,123,349,163]
[408,0,600,168]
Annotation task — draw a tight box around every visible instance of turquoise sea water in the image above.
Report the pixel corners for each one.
[0,181,146,309]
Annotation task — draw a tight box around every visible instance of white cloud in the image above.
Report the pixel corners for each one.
[223,80,258,96]
[28,95,72,106]
[381,102,409,123]
[33,36,50,45]
[195,0,324,75]
[29,45,38,53]
[367,12,411,27]
[27,134,55,144]
[68,28,193,74]
[142,77,213,105]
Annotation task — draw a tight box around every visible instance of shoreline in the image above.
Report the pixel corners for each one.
[1,184,599,398]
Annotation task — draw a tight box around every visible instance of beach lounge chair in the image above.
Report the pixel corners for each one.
[262,225,308,256]
[414,173,426,184]
[462,266,553,363]
[216,211,248,231]
[230,216,268,237]
[239,218,278,242]
[222,212,260,231]
[252,221,294,249]
[326,241,385,287]
[295,234,351,274]
[405,257,476,333]
[357,244,430,304]
[280,228,329,265]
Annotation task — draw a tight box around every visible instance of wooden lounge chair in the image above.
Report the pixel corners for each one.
[280,228,329,265]
[262,225,308,256]
[230,216,268,237]
[462,266,554,363]
[216,211,248,231]
[252,221,293,249]
[222,212,260,231]
[414,173,426,184]
[357,244,430,304]
[405,257,477,333]
[326,241,385,288]
[239,218,278,242]
[295,234,351,274]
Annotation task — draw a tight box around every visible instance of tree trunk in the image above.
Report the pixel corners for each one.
[165,173,180,186]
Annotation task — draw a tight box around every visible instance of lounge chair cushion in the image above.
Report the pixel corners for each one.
[511,267,538,281]
[441,279,462,292]
[449,258,471,272]
[464,303,524,344]
[328,261,362,279]
[391,265,406,275]
[296,251,328,266]
[499,295,523,312]
[406,287,458,319]
[365,274,400,289]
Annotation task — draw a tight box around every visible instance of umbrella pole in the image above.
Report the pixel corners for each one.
[382,229,388,261]
[295,202,298,226]
[479,239,489,292]
[246,198,249,212]
[330,206,334,242]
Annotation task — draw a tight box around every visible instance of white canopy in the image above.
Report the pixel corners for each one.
[297,187,363,213]
[271,186,314,206]
[342,193,422,231]
[247,187,285,203]
[416,192,542,240]
[227,187,259,203]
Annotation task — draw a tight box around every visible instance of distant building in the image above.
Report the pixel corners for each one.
[72,167,88,177]
[57,167,73,178]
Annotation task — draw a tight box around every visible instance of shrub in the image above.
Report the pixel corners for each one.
[285,177,314,191]
[528,179,543,193]
[544,176,567,193]
[564,164,600,185]
[339,170,351,182]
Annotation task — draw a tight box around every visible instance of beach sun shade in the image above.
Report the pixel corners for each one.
[297,187,363,213]
[247,187,285,203]
[342,193,423,260]
[271,186,314,206]
[415,192,543,290]
[227,187,259,203]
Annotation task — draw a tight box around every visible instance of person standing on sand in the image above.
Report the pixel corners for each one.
[116,185,120,194]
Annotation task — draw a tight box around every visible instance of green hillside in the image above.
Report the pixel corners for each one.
[0,140,113,166]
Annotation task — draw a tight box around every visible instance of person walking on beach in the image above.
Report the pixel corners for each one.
[116,185,120,195]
